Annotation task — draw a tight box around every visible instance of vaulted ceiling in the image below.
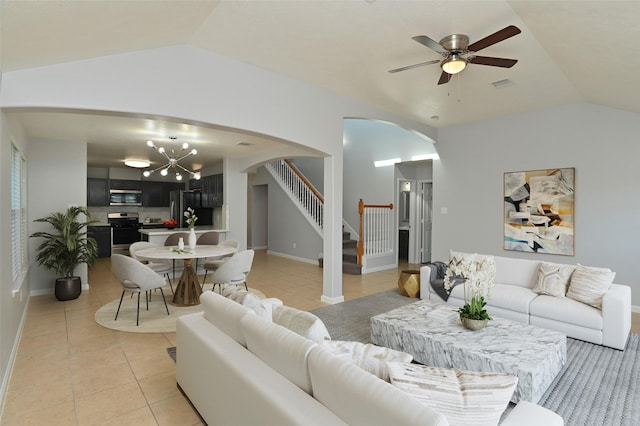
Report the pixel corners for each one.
[2,1,638,168]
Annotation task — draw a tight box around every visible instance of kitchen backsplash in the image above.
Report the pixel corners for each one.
[87,207,170,225]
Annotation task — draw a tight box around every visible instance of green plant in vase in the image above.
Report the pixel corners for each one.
[444,255,496,329]
[30,206,98,301]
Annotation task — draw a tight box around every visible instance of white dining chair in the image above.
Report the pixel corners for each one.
[202,240,240,285]
[111,254,170,326]
[129,241,174,293]
[203,249,254,293]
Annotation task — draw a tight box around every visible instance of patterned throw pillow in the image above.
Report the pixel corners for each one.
[566,265,615,309]
[320,341,412,382]
[387,362,517,426]
[272,305,331,343]
[222,287,270,320]
[533,262,576,298]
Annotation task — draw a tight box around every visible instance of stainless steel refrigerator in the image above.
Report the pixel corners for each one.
[169,190,213,227]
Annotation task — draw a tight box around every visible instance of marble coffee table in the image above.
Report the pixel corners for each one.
[371,300,567,403]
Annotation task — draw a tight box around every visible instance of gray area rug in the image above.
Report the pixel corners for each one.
[311,289,640,426]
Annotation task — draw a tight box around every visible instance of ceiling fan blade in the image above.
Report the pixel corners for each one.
[388,59,441,74]
[437,71,452,85]
[467,25,521,52]
[468,56,518,68]
[412,35,448,54]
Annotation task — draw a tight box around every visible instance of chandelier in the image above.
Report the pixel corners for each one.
[142,137,201,181]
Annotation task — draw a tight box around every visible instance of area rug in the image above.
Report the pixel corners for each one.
[95,287,265,333]
[310,290,640,426]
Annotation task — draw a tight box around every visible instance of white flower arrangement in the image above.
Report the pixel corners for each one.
[184,207,198,229]
[444,255,496,320]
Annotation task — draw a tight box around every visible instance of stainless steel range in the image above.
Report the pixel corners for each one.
[108,212,141,255]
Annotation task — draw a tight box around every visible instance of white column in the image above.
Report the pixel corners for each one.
[222,158,248,251]
[321,155,344,304]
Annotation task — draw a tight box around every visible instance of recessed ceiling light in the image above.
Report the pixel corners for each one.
[124,160,150,168]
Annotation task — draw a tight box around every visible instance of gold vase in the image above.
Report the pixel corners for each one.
[461,317,488,331]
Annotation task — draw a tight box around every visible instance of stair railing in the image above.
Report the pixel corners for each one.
[358,199,394,265]
[265,159,324,234]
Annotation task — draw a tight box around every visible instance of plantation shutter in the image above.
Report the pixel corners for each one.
[11,144,27,282]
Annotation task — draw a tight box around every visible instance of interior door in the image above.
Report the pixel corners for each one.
[419,182,433,263]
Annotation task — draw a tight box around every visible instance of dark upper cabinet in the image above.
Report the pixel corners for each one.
[142,180,185,207]
[200,174,223,207]
[87,178,109,206]
[110,179,142,190]
[141,181,163,207]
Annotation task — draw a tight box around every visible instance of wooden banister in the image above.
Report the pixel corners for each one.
[284,159,324,203]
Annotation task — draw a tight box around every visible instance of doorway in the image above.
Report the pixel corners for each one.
[250,184,268,249]
[418,181,433,263]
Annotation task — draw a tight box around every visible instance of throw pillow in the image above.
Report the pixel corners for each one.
[320,341,412,382]
[222,287,270,321]
[387,362,517,426]
[272,305,331,343]
[566,265,615,309]
[533,262,576,298]
[449,250,476,270]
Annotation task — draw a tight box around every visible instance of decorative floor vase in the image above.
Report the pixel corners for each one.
[461,317,488,331]
[55,276,81,301]
[188,228,197,250]
[398,269,420,298]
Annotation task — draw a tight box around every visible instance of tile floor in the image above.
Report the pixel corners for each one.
[2,251,639,425]
[0,250,418,425]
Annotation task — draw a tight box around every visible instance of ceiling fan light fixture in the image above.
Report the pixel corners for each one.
[441,55,467,74]
[124,159,150,168]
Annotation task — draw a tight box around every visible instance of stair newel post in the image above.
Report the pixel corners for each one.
[358,199,365,265]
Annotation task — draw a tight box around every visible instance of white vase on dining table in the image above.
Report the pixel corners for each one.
[188,228,197,250]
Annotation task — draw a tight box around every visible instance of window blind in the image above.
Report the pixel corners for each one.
[11,144,27,282]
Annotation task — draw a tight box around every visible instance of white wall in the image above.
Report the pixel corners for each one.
[28,138,89,294]
[0,113,30,403]
[433,103,640,306]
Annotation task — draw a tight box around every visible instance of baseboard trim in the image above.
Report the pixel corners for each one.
[30,283,90,297]
[632,305,640,314]
[321,294,345,305]
[265,250,317,265]
[0,296,30,420]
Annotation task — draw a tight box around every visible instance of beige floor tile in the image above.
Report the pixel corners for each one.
[2,377,74,421]
[93,406,158,426]
[72,359,136,398]
[75,381,148,425]
[1,400,76,426]
[138,371,180,404]
[151,394,202,426]
[128,351,176,381]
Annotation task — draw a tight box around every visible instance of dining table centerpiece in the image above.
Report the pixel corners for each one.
[184,207,198,249]
[444,253,496,330]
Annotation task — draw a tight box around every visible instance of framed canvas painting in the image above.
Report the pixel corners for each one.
[504,168,575,255]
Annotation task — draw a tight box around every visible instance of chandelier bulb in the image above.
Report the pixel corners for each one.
[143,170,151,177]
[194,172,201,180]
[146,140,154,147]
[158,147,165,154]
[160,168,168,176]
[182,142,189,149]
[176,173,183,181]
[191,149,197,155]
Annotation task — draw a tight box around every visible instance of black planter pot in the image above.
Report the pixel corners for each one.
[55,276,82,301]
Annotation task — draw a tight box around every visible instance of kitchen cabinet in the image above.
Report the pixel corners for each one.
[88,226,111,258]
[110,179,142,190]
[87,178,109,206]
[142,181,184,207]
[201,174,223,207]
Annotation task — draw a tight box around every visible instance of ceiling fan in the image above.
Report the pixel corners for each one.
[389,25,521,85]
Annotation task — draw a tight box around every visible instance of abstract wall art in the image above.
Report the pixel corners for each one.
[504,168,575,255]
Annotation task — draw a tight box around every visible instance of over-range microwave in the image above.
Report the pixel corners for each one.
[109,189,142,206]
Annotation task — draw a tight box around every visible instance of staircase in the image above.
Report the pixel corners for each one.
[318,228,362,275]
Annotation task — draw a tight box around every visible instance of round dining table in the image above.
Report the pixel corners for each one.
[135,245,237,306]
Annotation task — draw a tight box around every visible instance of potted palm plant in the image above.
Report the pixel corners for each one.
[30,206,98,301]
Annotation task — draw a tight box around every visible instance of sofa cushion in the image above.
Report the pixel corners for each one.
[533,262,576,298]
[530,295,603,329]
[222,287,270,321]
[272,305,331,343]
[201,290,254,346]
[320,341,413,381]
[494,256,541,288]
[566,265,615,309]
[308,347,448,426]
[387,362,517,426]
[240,313,317,394]
[449,283,537,314]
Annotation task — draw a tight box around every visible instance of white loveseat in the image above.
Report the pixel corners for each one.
[420,254,631,350]
[176,291,563,425]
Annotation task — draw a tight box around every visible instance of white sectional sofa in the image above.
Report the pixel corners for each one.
[176,290,563,425]
[420,254,631,350]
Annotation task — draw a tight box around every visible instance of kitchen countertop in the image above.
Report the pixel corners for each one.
[138,226,227,236]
